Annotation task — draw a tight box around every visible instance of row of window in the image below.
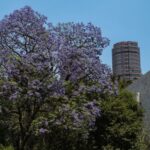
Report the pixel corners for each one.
[113,63,140,67]
[113,55,140,61]
[113,60,140,64]
[113,49,139,55]
[113,54,140,59]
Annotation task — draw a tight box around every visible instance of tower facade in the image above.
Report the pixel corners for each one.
[112,41,141,80]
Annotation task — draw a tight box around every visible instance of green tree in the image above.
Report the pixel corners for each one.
[89,90,145,150]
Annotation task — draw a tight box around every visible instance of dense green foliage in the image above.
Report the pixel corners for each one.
[0,90,146,150]
[90,90,145,150]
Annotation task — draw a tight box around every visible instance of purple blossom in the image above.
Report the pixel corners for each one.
[84,101,101,117]
[9,91,20,100]
[0,6,118,139]
[39,128,47,134]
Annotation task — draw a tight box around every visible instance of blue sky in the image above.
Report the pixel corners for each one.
[0,0,149,73]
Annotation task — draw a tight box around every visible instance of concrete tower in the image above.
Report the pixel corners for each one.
[112,41,141,80]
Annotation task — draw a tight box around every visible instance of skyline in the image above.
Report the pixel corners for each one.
[0,0,149,73]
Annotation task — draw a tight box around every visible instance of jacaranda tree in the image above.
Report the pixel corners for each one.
[0,6,117,150]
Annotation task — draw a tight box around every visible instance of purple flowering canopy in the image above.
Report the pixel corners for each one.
[0,6,116,142]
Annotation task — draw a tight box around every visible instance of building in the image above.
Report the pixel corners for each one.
[128,71,150,132]
[112,41,141,81]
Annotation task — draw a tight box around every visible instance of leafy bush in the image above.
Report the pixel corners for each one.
[89,90,145,150]
[0,145,14,150]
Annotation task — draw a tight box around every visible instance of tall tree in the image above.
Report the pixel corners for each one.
[0,6,116,150]
[90,90,144,150]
